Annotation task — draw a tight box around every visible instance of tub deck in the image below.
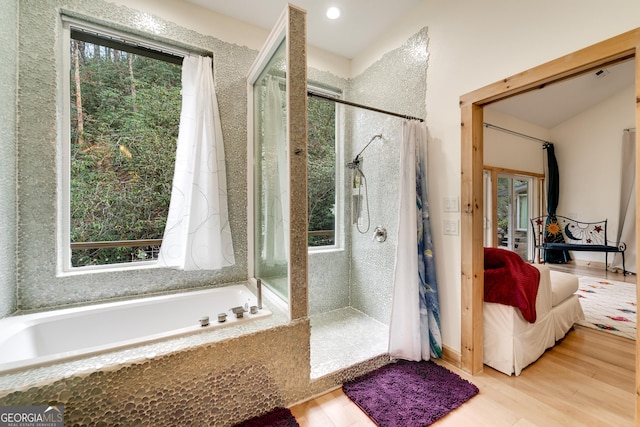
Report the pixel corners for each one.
[0,285,270,374]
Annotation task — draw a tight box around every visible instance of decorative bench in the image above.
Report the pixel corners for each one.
[530,215,626,275]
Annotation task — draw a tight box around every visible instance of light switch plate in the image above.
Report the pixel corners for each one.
[443,219,459,236]
[443,197,459,212]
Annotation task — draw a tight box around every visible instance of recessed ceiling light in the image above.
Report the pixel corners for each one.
[326,6,341,20]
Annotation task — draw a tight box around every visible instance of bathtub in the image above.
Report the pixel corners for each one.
[0,284,270,374]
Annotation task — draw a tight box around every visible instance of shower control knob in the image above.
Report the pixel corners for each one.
[373,226,387,242]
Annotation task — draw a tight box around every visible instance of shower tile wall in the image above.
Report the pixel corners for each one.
[307,69,350,316]
[348,29,429,324]
[0,0,17,319]
[307,30,428,323]
[307,250,350,314]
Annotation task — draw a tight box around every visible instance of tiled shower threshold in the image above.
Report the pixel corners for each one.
[310,307,389,378]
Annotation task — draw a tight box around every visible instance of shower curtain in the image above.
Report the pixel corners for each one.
[613,129,636,273]
[261,77,289,266]
[388,120,443,361]
[157,56,235,270]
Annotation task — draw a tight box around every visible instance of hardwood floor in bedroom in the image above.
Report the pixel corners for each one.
[546,260,636,284]
[291,263,636,427]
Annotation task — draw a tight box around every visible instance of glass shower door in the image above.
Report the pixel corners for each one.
[247,5,308,318]
[251,41,289,301]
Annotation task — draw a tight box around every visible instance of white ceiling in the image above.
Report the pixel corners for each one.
[185,0,423,58]
[185,1,634,128]
[488,59,635,129]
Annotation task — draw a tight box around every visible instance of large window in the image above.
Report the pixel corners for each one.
[66,25,182,268]
[307,88,341,248]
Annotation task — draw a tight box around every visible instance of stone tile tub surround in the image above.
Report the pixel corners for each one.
[0,317,311,426]
[0,286,390,426]
[0,284,271,374]
[4,1,321,424]
[0,0,17,320]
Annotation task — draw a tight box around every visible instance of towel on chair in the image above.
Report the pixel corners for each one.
[484,247,540,323]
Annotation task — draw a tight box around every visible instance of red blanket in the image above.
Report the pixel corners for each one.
[484,248,540,323]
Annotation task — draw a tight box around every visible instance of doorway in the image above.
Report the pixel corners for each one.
[459,28,640,384]
[484,168,541,261]
[496,175,530,257]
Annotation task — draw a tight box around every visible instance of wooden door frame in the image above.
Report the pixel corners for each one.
[460,28,640,420]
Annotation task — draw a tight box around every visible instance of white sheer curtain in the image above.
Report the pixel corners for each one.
[261,77,289,266]
[483,170,493,247]
[388,121,421,361]
[613,129,636,273]
[157,56,235,270]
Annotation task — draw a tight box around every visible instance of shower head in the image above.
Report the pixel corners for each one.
[347,134,382,169]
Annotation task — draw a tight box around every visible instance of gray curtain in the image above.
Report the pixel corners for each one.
[612,129,636,273]
[543,143,571,263]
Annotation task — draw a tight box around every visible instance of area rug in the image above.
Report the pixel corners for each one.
[343,360,479,426]
[233,407,299,427]
[577,275,636,340]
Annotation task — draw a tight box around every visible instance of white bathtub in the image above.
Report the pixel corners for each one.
[0,284,270,374]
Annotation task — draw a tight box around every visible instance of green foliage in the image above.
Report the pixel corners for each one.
[70,41,181,266]
[307,96,336,246]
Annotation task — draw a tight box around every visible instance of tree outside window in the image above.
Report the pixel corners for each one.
[307,94,337,247]
[69,31,181,267]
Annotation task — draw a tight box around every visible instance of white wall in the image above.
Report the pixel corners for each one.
[356,0,640,352]
[110,0,352,77]
[551,85,635,264]
[110,0,266,49]
[483,109,549,174]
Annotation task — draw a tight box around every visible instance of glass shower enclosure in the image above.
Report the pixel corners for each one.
[248,6,428,379]
[247,5,308,320]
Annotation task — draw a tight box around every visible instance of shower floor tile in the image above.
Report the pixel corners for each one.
[310,307,389,378]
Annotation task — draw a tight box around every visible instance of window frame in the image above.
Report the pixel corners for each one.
[516,192,529,231]
[307,83,344,252]
[59,18,192,274]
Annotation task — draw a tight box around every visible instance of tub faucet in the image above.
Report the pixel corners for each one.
[256,278,262,310]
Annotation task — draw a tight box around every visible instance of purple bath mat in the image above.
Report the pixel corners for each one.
[233,407,299,427]
[343,360,478,426]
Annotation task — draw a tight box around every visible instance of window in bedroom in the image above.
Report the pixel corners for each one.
[65,23,183,269]
[484,167,543,262]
